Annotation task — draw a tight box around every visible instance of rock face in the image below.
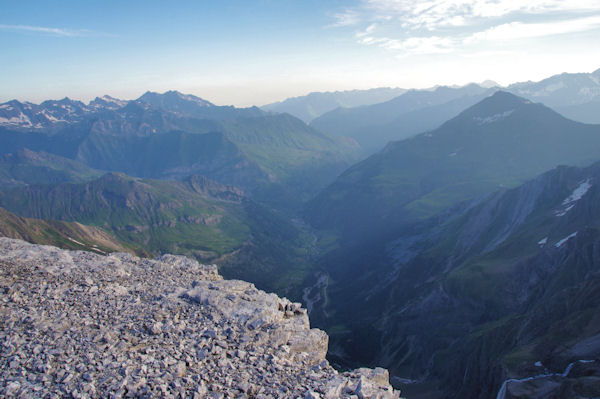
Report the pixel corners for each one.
[0,237,399,398]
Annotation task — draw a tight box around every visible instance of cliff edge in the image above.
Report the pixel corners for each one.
[0,237,399,398]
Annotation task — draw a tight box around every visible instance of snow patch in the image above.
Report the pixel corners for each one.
[555,232,577,248]
[39,110,65,123]
[473,109,514,125]
[578,87,600,101]
[67,237,85,247]
[0,104,12,110]
[538,237,548,246]
[544,81,565,93]
[555,179,592,216]
[0,112,32,126]
[98,95,127,107]
[534,361,543,367]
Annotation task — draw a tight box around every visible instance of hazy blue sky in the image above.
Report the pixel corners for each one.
[2,0,600,106]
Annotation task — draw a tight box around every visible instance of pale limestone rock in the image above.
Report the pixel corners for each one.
[0,237,400,398]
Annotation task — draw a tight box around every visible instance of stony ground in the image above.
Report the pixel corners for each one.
[0,237,399,398]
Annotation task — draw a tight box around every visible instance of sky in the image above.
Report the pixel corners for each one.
[1,0,600,106]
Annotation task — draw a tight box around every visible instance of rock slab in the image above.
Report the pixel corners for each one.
[0,237,399,398]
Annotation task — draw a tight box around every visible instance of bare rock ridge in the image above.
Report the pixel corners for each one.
[0,237,399,398]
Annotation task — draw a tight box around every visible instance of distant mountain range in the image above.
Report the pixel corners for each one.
[0,96,125,131]
[508,68,600,123]
[0,90,360,209]
[310,84,494,153]
[261,87,407,123]
[262,68,599,156]
[0,90,264,131]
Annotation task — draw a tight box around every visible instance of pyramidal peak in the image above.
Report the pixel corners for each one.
[460,91,531,121]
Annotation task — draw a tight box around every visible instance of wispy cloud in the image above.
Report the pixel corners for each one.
[0,24,110,37]
[465,15,600,43]
[328,10,361,27]
[329,0,600,55]
[359,34,455,54]
[355,23,378,38]
[363,0,600,30]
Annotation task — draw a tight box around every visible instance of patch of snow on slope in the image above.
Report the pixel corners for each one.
[0,112,32,126]
[540,81,565,95]
[555,232,577,248]
[578,87,600,101]
[39,110,64,123]
[538,237,548,246]
[67,237,85,246]
[555,179,592,216]
[100,95,127,107]
[473,109,514,125]
[564,179,592,204]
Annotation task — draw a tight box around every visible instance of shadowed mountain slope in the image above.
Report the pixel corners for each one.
[305,91,600,238]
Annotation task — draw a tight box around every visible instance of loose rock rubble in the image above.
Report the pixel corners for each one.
[0,238,400,398]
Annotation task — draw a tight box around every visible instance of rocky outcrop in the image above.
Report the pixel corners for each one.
[0,237,399,398]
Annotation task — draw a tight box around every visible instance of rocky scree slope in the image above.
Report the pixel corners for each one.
[0,238,399,398]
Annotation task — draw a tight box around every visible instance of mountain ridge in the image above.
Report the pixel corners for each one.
[0,91,361,209]
[262,87,407,123]
[309,84,495,154]
[304,91,600,237]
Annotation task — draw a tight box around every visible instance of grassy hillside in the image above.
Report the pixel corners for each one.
[0,172,315,297]
[0,149,102,190]
[0,206,135,255]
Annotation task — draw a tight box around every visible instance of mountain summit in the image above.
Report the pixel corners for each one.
[138,90,214,109]
[305,91,600,234]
